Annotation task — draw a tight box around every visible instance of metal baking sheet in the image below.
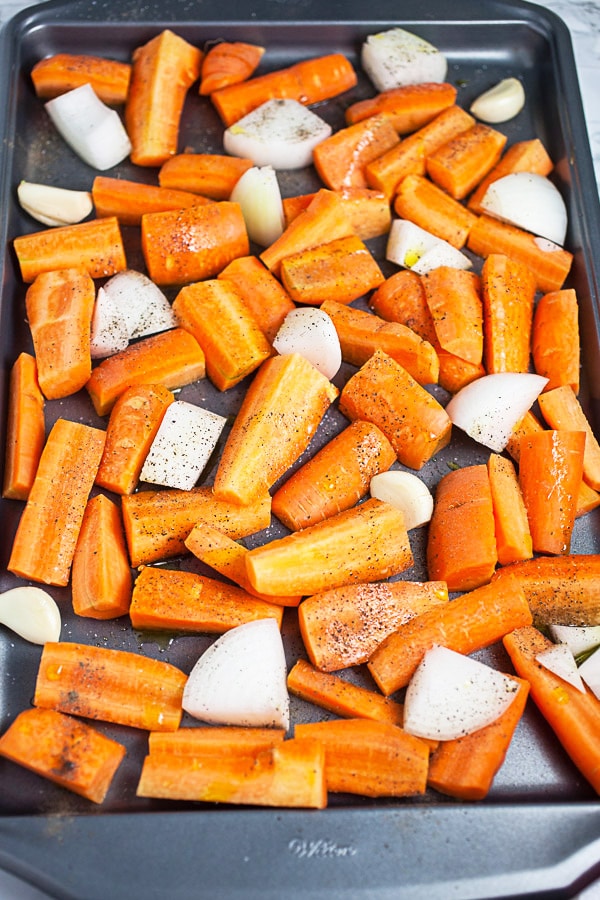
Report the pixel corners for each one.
[1,0,600,896]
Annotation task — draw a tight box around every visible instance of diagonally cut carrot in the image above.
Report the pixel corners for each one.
[199,41,265,95]
[312,114,400,191]
[147,727,285,758]
[537,385,600,491]
[532,289,580,394]
[2,352,45,501]
[346,82,457,133]
[481,253,537,374]
[425,123,507,200]
[31,52,132,104]
[487,453,533,566]
[394,173,477,249]
[91,176,213,225]
[282,188,391,241]
[218,255,296,343]
[158,153,254,200]
[422,267,483,365]
[7,418,105,586]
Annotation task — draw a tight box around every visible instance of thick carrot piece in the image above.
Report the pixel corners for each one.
[129,566,283,633]
[467,214,573,293]
[31,52,131,104]
[0,708,126,804]
[91,176,213,226]
[211,53,357,127]
[427,676,530,801]
[339,349,452,470]
[487,453,533,566]
[137,737,327,808]
[368,576,532,696]
[519,430,585,555]
[141,201,249,287]
[260,188,354,277]
[282,188,391,241]
[34,641,186,731]
[212,353,338,507]
[299,580,449,672]
[312,114,400,191]
[468,137,554,214]
[288,659,404,727]
[184,522,302,607]
[271,420,396,531]
[346,82,457,133]
[14,217,126,283]
[7,419,105,587]
[320,299,439,385]
[173,279,272,391]
[86,327,205,417]
[532,289,580,394]
[95,383,174,495]
[366,105,474,198]
[245,498,413,598]
[393,174,477,249]
[503,626,600,794]
[279,235,385,306]
[25,268,94,400]
[492,555,600,626]
[72,494,132,620]
[426,123,507,200]
[148,727,285,758]
[159,154,254,200]
[295,719,430,798]
[122,486,271,567]
[125,29,203,166]
[218,255,296,343]
[2,352,45,501]
[199,41,265,94]
[481,253,537,373]
[426,464,498,592]
[537,385,600,491]
[422,267,482,365]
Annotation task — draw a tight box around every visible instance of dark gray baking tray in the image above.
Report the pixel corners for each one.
[1,0,600,896]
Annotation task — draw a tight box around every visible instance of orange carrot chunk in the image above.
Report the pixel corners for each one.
[121,486,272,567]
[91,176,213,226]
[368,576,532,696]
[537,385,600,491]
[210,53,357,127]
[467,214,573,293]
[279,235,385,306]
[72,493,132,620]
[480,253,537,374]
[426,123,507,200]
[468,137,554,214]
[346,82,457,133]
[34,641,186,731]
[212,353,338,507]
[394,173,477,249]
[298,580,449,672]
[218,255,296,343]
[95,383,175,495]
[125,29,203,166]
[320,298,439,385]
[271,420,396,531]
[426,464,498,592]
[173,278,272,391]
[282,188,391,241]
[487,453,533,566]
[141,201,249,287]
[339,349,452,470]
[7,419,105,587]
[199,41,265,95]
[0,708,126,804]
[14,217,126,283]
[295,719,430,798]
[25,268,95,400]
[504,626,600,795]
[147,726,285,758]
[532,289,580,394]
[312,114,400,191]
[159,153,254,200]
[2,352,45,501]
[427,676,530,800]
[519,430,586,555]
[31,52,131,104]
[422,267,483,365]
[86,327,206,417]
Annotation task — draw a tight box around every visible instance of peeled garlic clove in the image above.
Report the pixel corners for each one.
[17,180,93,226]
[369,470,433,529]
[0,586,61,644]
[470,77,525,124]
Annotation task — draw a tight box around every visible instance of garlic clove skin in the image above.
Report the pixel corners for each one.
[17,180,93,226]
[0,586,61,644]
[470,77,526,124]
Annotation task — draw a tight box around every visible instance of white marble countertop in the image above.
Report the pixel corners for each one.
[0,2,599,899]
